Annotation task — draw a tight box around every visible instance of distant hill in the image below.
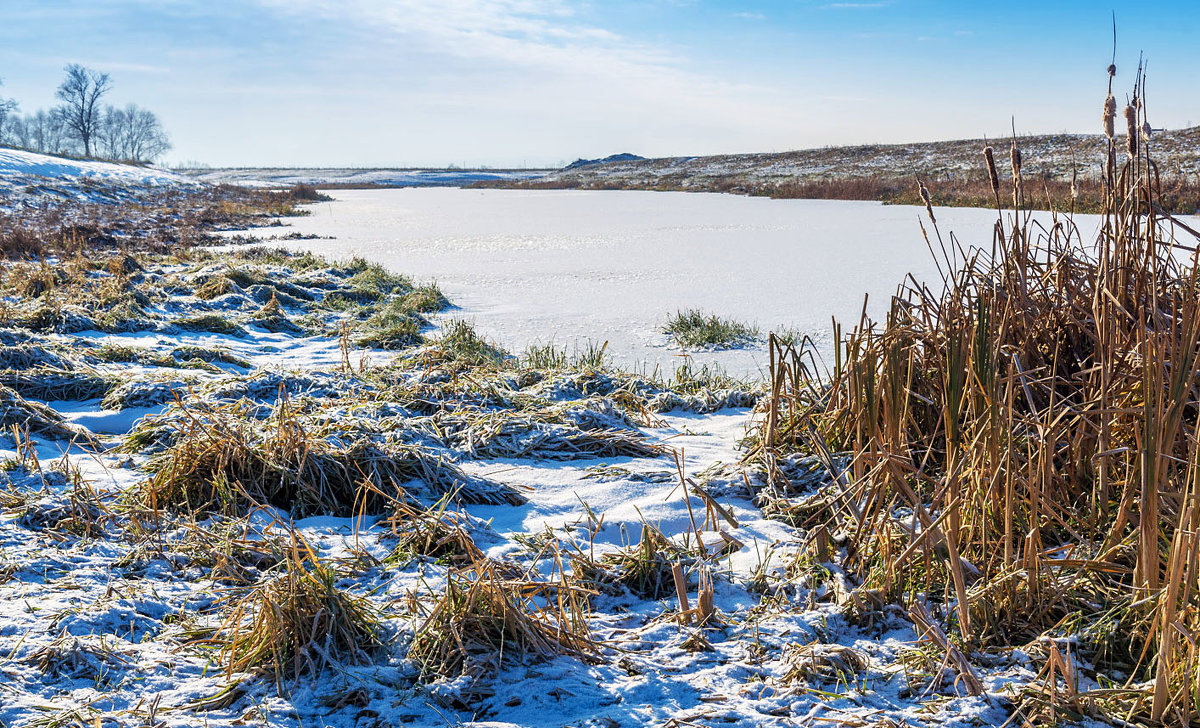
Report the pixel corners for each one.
[0,146,195,211]
[521,128,1200,196]
[177,167,552,189]
[562,153,646,171]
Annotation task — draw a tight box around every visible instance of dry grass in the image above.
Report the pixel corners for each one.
[572,523,686,599]
[409,559,599,681]
[128,398,525,517]
[757,66,1200,723]
[383,498,484,566]
[215,536,382,686]
[663,309,759,350]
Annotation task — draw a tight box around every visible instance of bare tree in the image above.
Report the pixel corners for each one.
[98,104,171,162]
[0,78,18,146]
[17,110,71,155]
[52,64,111,157]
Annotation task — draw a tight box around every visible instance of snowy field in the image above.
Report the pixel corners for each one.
[0,147,196,211]
[236,188,1105,378]
[182,167,550,188]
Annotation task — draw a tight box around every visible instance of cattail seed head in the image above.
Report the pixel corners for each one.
[983,145,1000,195]
[1010,141,1022,179]
[1141,121,1152,142]
[1070,169,1079,201]
[1124,104,1138,158]
[1107,63,1117,77]
[1103,94,1117,139]
[918,180,935,223]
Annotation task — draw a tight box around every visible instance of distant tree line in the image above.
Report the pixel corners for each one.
[0,64,171,163]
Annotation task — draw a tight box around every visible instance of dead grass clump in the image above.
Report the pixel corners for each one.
[287,183,332,202]
[663,309,758,350]
[355,306,426,350]
[194,275,237,300]
[3,262,61,298]
[26,633,129,683]
[0,385,94,442]
[443,410,661,461]
[0,366,115,401]
[0,226,46,259]
[248,293,304,335]
[780,643,868,686]
[216,538,382,683]
[383,499,484,566]
[573,525,684,599]
[168,345,251,369]
[409,560,598,682]
[0,344,72,370]
[347,259,414,297]
[171,313,247,337]
[412,320,510,370]
[131,400,525,517]
[757,65,1200,721]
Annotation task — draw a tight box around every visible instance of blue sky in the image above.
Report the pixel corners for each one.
[1,1,1195,167]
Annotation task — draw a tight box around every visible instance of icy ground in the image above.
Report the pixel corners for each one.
[233,187,1105,378]
[0,147,197,211]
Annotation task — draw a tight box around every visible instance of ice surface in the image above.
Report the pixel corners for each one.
[234,188,1104,378]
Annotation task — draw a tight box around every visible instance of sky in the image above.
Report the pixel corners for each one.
[0,1,1196,168]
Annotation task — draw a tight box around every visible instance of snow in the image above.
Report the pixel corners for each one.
[231,187,1104,378]
[0,146,197,210]
[181,167,551,188]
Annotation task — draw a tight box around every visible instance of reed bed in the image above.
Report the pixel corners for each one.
[757,66,1200,723]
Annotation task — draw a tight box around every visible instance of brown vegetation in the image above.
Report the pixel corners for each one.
[756,65,1200,723]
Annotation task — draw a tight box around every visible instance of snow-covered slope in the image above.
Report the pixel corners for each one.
[0,147,198,211]
[529,127,1200,191]
[180,167,550,188]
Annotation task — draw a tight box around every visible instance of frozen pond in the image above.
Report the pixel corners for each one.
[243,188,1100,378]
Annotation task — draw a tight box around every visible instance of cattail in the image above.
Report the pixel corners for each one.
[1103,94,1117,139]
[1070,168,1079,201]
[1124,104,1138,157]
[918,180,935,223]
[1010,141,1022,208]
[1142,121,1153,142]
[1107,63,1117,77]
[983,146,1000,196]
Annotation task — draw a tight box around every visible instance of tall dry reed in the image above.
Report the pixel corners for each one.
[759,63,1200,724]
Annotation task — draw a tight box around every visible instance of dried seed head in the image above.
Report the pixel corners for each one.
[1103,94,1117,139]
[1010,141,1022,179]
[1107,63,1117,77]
[1141,121,1152,142]
[1070,169,1079,200]
[1124,104,1138,157]
[983,146,1000,196]
[917,180,935,223]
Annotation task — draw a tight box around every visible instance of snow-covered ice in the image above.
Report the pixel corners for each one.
[234,187,1105,378]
